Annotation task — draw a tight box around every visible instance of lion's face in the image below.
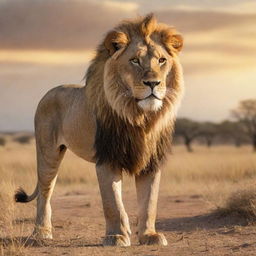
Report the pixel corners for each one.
[102,15,183,122]
[117,41,172,112]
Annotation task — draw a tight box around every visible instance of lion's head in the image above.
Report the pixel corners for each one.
[97,14,184,125]
[86,14,184,126]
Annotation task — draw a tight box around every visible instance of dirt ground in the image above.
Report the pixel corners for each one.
[1,144,256,255]
[2,187,256,256]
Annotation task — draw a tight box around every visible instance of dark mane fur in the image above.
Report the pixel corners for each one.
[94,110,173,175]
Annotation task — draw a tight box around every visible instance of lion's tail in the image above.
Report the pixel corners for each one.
[14,183,39,203]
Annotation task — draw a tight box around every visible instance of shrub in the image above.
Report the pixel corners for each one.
[216,188,256,222]
[13,135,32,144]
[0,137,6,146]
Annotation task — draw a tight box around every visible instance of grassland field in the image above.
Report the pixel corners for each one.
[1,135,256,255]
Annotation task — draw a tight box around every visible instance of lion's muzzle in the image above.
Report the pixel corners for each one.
[142,80,161,89]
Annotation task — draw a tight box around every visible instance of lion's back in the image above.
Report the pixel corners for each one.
[34,84,84,139]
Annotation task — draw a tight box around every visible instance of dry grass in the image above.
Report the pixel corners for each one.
[0,137,256,254]
[0,181,33,256]
[215,187,256,222]
[0,139,256,199]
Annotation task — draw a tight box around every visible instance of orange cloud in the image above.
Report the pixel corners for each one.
[0,50,93,65]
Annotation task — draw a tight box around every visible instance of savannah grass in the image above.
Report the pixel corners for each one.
[0,136,256,254]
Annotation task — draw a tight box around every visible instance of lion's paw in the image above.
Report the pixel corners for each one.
[103,234,131,247]
[139,232,168,246]
[32,226,53,240]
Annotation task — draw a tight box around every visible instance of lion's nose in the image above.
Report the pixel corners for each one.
[143,80,161,89]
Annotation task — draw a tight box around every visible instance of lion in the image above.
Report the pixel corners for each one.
[14,14,184,246]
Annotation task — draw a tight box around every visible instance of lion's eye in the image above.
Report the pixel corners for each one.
[159,58,167,64]
[130,58,140,65]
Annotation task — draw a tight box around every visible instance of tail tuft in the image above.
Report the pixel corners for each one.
[14,187,29,203]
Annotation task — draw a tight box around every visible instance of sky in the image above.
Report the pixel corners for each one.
[0,0,256,131]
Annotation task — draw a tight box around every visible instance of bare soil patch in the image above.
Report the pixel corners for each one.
[1,189,256,256]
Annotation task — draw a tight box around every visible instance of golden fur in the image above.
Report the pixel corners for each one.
[14,14,184,246]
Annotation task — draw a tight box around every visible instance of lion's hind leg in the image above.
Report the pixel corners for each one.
[33,140,66,239]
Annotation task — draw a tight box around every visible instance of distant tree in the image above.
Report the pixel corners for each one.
[13,135,32,144]
[231,99,256,151]
[174,118,202,152]
[0,137,6,146]
[218,120,248,147]
[200,122,218,147]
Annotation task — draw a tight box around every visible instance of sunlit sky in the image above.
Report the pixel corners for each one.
[0,0,256,131]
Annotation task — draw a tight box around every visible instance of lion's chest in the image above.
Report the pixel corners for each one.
[94,119,170,174]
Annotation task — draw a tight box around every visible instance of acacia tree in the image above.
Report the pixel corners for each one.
[218,120,248,147]
[174,118,201,152]
[200,122,218,147]
[232,99,256,151]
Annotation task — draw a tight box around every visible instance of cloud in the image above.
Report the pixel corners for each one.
[102,0,138,12]
[0,49,93,65]
[155,10,256,33]
[167,1,256,14]
[0,0,134,50]
[126,0,256,15]
[1,0,256,51]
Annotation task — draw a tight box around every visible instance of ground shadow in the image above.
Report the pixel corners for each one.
[0,236,102,248]
[0,236,45,247]
[157,211,249,233]
[12,217,34,225]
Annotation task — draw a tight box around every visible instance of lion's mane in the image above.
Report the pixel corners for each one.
[85,14,184,175]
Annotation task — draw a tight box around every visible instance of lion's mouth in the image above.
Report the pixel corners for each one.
[135,94,162,102]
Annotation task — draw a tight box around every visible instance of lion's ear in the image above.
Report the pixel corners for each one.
[104,31,129,56]
[161,29,183,53]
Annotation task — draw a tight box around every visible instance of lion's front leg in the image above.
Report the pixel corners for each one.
[135,170,167,246]
[96,164,131,246]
